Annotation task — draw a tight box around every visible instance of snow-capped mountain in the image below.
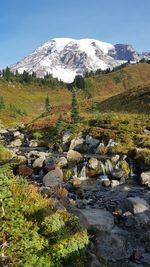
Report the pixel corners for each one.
[10,38,144,83]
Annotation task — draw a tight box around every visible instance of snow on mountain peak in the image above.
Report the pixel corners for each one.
[10,38,142,83]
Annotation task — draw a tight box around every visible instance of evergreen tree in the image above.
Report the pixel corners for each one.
[45,95,51,113]
[74,75,85,89]
[0,96,5,110]
[71,89,80,124]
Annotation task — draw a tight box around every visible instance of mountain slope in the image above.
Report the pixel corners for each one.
[98,84,150,114]
[10,38,144,83]
[82,63,150,100]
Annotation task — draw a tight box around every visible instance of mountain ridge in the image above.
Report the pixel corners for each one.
[10,38,149,83]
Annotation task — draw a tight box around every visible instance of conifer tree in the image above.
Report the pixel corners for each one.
[45,95,51,113]
[0,96,5,109]
[71,89,79,124]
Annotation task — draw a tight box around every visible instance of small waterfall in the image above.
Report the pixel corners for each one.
[99,161,109,181]
[115,161,120,169]
[129,158,136,177]
[106,159,113,173]
[80,165,88,180]
[100,161,106,175]
[73,166,78,178]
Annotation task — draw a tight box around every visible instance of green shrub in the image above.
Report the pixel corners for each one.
[0,166,88,267]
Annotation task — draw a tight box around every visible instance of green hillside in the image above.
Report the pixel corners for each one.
[98,85,150,114]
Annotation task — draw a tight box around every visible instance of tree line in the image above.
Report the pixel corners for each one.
[0,67,65,88]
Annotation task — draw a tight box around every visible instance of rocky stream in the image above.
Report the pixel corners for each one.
[0,126,150,267]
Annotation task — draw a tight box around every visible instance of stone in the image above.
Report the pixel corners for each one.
[43,167,63,187]
[54,186,68,198]
[57,157,68,168]
[96,227,132,261]
[124,197,150,228]
[40,186,50,196]
[62,131,71,151]
[130,249,143,261]
[13,131,21,137]
[17,165,33,176]
[87,252,100,267]
[69,136,85,152]
[75,208,114,232]
[125,197,150,215]
[102,179,111,187]
[140,171,150,187]
[72,178,81,187]
[88,158,99,170]
[29,140,38,147]
[0,129,8,134]
[16,155,27,164]
[67,150,82,161]
[32,156,45,168]
[44,162,56,172]
[85,135,99,148]
[111,154,120,163]
[111,169,126,181]
[62,131,71,144]
[96,143,108,155]
[111,180,120,188]
[9,138,22,147]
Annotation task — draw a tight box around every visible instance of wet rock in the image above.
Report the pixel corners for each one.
[111,154,120,163]
[140,171,150,187]
[17,165,33,176]
[111,169,126,181]
[72,178,81,188]
[75,208,114,232]
[89,158,99,170]
[43,167,63,187]
[96,227,132,261]
[102,179,111,187]
[67,150,82,161]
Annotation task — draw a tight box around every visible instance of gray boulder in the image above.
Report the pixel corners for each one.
[125,197,150,215]
[124,197,150,229]
[96,227,132,261]
[85,135,99,149]
[43,167,63,187]
[69,136,85,152]
[75,208,114,232]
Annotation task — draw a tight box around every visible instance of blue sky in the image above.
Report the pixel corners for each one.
[0,0,150,68]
